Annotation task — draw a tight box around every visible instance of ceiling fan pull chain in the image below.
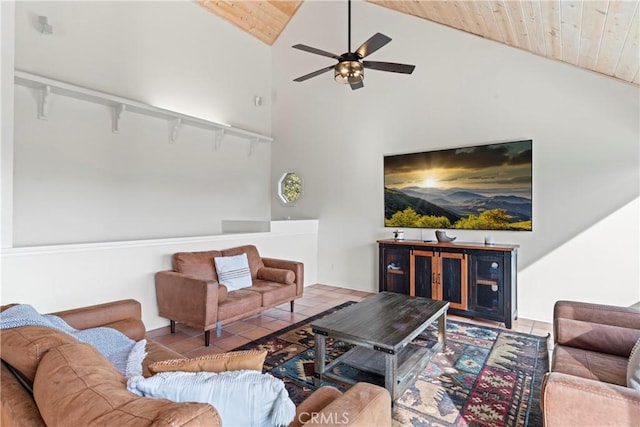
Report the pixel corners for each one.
[348,0,351,53]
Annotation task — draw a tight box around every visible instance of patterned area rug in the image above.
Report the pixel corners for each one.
[234,302,549,426]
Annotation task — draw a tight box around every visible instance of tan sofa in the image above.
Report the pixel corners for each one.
[155,244,304,346]
[0,299,392,426]
[541,300,640,426]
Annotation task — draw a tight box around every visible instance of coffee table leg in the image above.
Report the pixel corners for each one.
[384,353,398,402]
[438,311,447,345]
[314,333,325,387]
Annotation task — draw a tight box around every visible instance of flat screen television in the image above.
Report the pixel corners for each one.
[384,140,532,231]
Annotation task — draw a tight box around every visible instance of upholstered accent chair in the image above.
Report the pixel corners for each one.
[541,300,640,426]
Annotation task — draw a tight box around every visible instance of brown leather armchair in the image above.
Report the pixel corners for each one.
[541,300,640,426]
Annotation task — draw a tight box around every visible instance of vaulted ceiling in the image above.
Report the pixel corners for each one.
[198,0,639,86]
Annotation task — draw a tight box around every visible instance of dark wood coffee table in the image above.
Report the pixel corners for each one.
[312,291,448,400]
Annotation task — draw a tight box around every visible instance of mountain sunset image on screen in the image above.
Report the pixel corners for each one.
[383,140,532,231]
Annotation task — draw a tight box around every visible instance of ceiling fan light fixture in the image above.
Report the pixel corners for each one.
[334,61,364,84]
[292,0,414,89]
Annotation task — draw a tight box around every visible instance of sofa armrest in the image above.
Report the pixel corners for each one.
[155,271,220,330]
[542,372,640,426]
[262,258,304,297]
[53,299,145,340]
[554,300,640,357]
[295,382,391,427]
[1,362,46,427]
[291,386,343,427]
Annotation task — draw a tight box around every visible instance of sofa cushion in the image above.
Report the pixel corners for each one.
[179,263,219,280]
[173,250,222,281]
[128,370,295,427]
[628,338,640,390]
[218,290,262,320]
[148,349,268,374]
[552,345,628,386]
[214,254,252,291]
[555,312,640,357]
[221,245,265,278]
[249,281,297,307]
[33,342,219,426]
[0,326,77,384]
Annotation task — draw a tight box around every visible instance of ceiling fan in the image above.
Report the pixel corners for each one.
[292,0,415,90]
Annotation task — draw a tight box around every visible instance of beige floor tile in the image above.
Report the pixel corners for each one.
[146,326,172,338]
[297,304,336,316]
[512,324,533,334]
[223,321,256,335]
[332,287,357,294]
[147,330,193,346]
[265,310,309,323]
[345,290,374,297]
[307,295,336,304]
[532,320,553,332]
[261,319,292,331]
[214,335,252,351]
[168,336,209,353]
[174,324,207,337]
[239,326,272,340]
[294,299,322,309]
[512,318,535,328]
[243,314,280,326]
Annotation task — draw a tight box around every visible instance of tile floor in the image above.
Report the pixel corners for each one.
[148,284,554,358]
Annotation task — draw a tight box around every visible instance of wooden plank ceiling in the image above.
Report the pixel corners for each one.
[198,0,303,45]
[198,1,639,86]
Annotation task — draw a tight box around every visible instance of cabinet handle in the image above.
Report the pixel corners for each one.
[437,273,441,284]
[432,273,436,284]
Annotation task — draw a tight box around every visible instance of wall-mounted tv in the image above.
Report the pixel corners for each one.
[384,140,532,231]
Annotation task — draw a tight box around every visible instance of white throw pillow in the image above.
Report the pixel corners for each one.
[214,253,252,291]
[127,370,295,427]
[628,338,640,390]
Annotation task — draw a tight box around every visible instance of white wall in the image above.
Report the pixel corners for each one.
[520,198,639,320]
[271,1,640,322]
[1,0,15,249]
[11,1,273,245]
[13,87,272,245]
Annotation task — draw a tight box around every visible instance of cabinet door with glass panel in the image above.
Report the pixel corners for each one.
[469,253,507,317]
[411,249,468,310]
[379,246,410,295]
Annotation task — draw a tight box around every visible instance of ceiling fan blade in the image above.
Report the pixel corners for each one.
[348,77,364,90]
[363,60,415,74]
[292,44,341,60]
[355,33,392,58]
[293,64,336,82]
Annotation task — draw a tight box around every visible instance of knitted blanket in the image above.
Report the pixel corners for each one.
[0,304,146,377]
